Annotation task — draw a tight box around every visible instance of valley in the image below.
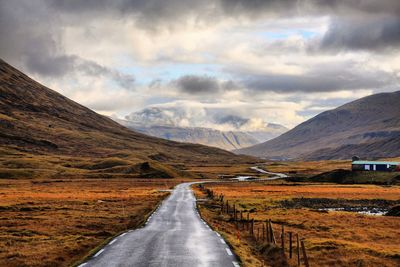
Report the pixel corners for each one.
[2,1,400,267]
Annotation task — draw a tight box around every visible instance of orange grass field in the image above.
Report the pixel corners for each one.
[0,178,184,267]
[195,182,400,267]
[265,160,351,175]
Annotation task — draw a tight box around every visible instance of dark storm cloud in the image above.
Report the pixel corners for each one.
[44,0,400,53]
[173,75,220,94]
[0,0,135,89]
[172,75,238,94]
[240,67,395,93]
[319,16,400,52]
[45,0,208,29]
[1,0,400,86]
[0,0,66,76]
[219,0,400,16]
[76,60,136,90]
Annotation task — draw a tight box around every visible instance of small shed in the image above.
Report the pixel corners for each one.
[352,161,400,172]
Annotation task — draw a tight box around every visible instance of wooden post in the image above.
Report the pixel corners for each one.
[266,221,270,243]
[301,240,309,267]
[296,234,300,267]
[249,219,252,234]
[270,220,276,244]
[281,225,285,255]
[257,228,260,242]
[240,210,243,221]
[246,212,250,231]
[262,223,265,242]
[253,220,255,237]
[289,232,293,259]
[233,204,236,221]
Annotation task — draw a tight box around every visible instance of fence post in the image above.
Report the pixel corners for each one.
[246,212,250,231]
[289,232,293,259]
[266,220,270,243]
[281,224,285,255]
[301,240,309,267]
[296,234,300,267]
[269,219,276,244]
[262,223,265,242]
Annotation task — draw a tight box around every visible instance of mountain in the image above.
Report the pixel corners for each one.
[245,123,289,143]
[119,108,287,150]
[236,91,400,160]
[0,59,256,178]
[116,122,260,150]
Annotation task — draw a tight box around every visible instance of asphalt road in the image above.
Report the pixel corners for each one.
[250,166,288,179]
[233,166,288,181]
[80,183,240,267]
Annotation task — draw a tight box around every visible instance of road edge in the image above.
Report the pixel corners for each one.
[70,192,171,267]
[191,183,243,267]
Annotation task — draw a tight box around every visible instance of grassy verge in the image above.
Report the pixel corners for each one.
[0,178,183,267]
[194,180,400,267]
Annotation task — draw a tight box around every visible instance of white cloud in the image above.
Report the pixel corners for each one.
[2,0,399,130]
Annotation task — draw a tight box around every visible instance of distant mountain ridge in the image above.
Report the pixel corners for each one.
[118,123,260,150]
[116,109,288,150]
[236,91,400,160]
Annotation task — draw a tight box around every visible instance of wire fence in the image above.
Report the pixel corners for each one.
[199,185,310,267]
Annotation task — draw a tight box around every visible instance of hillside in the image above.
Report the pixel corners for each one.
[236,91,400,160]
[0,59,256,178]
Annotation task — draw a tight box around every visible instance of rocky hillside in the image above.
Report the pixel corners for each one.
[236,91,400,160]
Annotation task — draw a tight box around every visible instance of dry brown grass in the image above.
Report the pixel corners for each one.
[266,158,400,176]
[195,181,400,267]
[265,160,351,175]
[0,178,184,267]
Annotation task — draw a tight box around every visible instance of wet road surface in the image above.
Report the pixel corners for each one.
[80,183,239,267]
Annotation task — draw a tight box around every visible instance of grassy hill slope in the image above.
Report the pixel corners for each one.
[0,59,256,178]
[236,91,400,160]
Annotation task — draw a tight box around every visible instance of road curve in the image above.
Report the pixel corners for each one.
[250,166,288,179]
[80,183,239,267]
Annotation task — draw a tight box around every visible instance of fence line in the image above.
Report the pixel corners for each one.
[199,186,310,267]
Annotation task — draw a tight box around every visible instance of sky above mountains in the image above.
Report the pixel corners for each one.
[1,0,399,129]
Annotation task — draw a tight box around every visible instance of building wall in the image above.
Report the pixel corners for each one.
[352,163,399,172]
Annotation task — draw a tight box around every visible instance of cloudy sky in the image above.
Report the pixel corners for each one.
[1,0,399,129]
